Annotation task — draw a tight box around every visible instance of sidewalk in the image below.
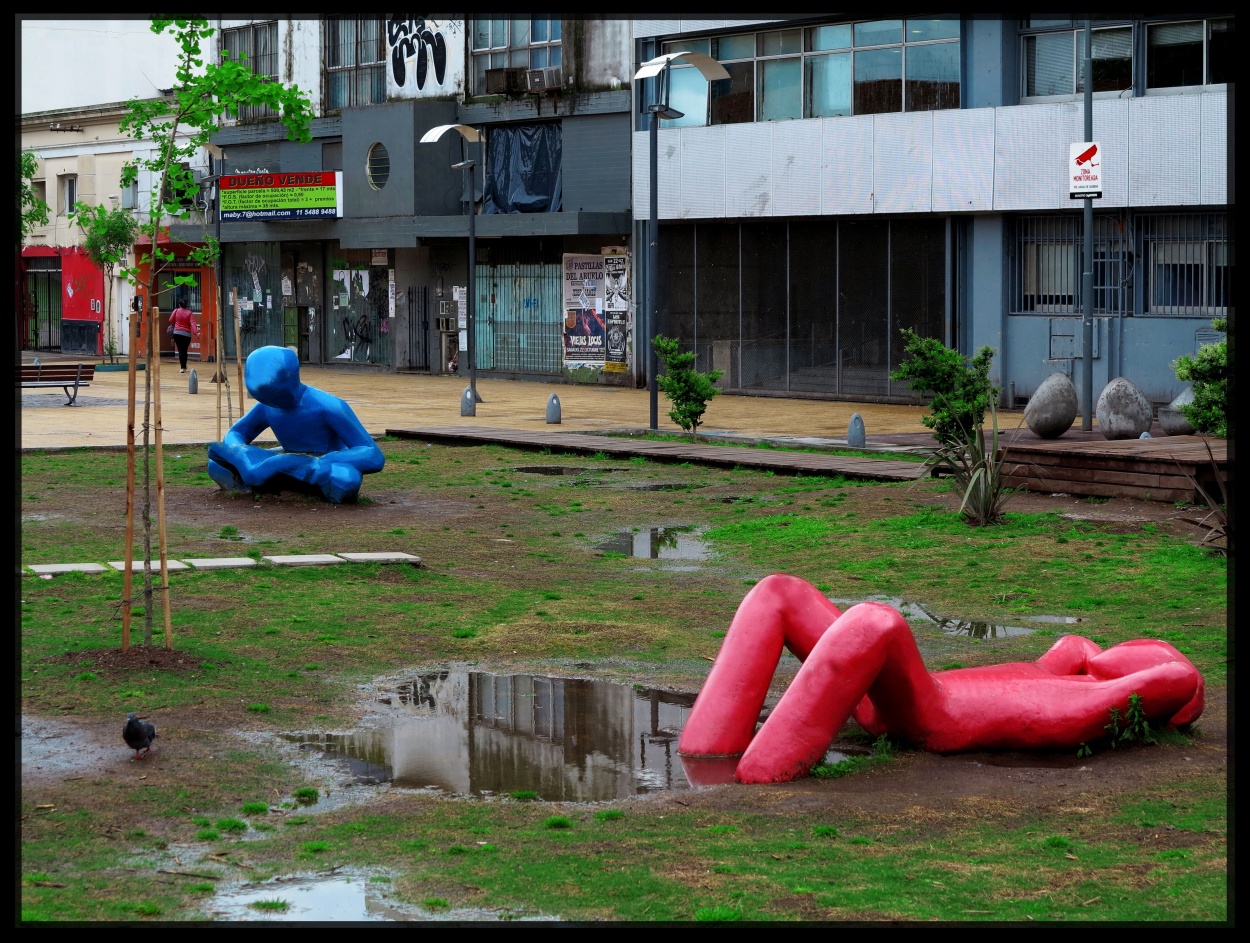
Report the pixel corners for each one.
[20,354,946,451]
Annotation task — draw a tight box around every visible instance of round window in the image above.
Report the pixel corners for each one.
[366,142,390,190]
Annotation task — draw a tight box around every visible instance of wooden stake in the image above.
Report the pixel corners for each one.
[122,298,140,652]
[150,306,173,650]
[232,288,246,414]
[215,281,223,441]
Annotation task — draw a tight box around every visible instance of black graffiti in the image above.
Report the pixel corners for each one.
[387,17,447,90]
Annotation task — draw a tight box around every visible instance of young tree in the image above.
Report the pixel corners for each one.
[1173,317,1231,439]
[653,334,724,440]
[19,150,51,242]
[69,202,138,363]
[890,328,997,450]
[117,18,315,649]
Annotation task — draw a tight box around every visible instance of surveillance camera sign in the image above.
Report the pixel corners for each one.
[1069,142,1102,199]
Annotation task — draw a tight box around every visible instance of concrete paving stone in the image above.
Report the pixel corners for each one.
[335,552,422,563]
[183,557,259,569]
[263,554,345,566]
[27,563,110,574]
[108,560,191,572]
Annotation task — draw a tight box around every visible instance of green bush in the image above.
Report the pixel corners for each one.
[1173,317,1230,438]
[890,329,997,449]
[653,335,724,438]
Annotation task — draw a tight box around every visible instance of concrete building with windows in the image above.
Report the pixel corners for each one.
[630,16,1232,406]
[192,16,635,381]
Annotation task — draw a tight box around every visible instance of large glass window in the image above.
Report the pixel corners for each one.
[471,17,561,93]
[324,16,386,110]
[655,16,959,128]
[1142,215,1231,315]
[1147,18,1234,89]
[221,21,279,121]
[1022,21,1132,97]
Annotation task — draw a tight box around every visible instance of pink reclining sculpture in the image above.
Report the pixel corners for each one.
[678,575,1205,784]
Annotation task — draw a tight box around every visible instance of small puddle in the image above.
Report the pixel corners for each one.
[829,596,1036,639]
[629,482,708,492]
[284,670,851,801]
[596,527,711,561]
[206,870,546,921]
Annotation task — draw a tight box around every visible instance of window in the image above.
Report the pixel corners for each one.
[120,180,139,211]
[656,17,959,128]
[324,16,386,110]
[366,142,390,190]
[471,18,562,93]
[61,175,77,215]
[1147,18,1233,89]
[1021,19,1133,97]
[1141,214,1231,315]
[221,21,279,121]
[1011,215,1132,315]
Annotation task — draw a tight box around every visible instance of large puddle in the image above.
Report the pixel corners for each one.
[596,527,711,561]
[285,670,860,802]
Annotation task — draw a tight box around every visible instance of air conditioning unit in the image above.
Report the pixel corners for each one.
[526,66,563,93]
[485,67,525,95]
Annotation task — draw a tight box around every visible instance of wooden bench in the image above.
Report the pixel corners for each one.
[18,362,96,406]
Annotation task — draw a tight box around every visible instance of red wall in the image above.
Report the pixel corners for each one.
[61,249,104,323]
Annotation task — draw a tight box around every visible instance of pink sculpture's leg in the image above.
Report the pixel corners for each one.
[735,602,942,784]
[678,574,843,757]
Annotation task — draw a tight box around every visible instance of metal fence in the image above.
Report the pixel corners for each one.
[657,217,949,399]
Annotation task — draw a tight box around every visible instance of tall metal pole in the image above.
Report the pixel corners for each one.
[647,91,660,431]
[466,162,479,403]
[1081,19,1095,431]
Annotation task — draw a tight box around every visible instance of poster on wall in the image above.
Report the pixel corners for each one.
[562,254,606,367]
[602,250,629,373]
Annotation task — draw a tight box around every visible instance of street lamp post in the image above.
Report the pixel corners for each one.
[632,53,728,430]
[420,123,485,408]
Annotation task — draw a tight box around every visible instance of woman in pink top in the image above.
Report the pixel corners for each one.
[167,295,199,373]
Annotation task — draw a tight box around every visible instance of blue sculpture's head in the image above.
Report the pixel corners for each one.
[245,346,303,409]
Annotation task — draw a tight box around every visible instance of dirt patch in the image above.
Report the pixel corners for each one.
[54,645,207,674]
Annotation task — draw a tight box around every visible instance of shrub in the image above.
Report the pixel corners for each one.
[890,329,997,449]
[653,335,724,439]
[1172,317,1230,438]
[922,396,1013,527]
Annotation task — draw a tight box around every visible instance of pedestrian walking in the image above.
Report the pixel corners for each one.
[167,295,199,374]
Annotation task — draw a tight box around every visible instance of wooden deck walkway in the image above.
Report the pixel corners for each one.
[998,434,1230,504]
[384,425,929,483]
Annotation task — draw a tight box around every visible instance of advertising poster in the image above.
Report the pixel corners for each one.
[603,251,629,373]
[562,254,606,366]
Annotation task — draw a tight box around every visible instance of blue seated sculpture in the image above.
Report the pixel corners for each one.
[207,346,384,504]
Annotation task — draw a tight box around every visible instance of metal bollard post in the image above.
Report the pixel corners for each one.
[546,393,561,424]
[188,368,198,394]
[461,386,476,417]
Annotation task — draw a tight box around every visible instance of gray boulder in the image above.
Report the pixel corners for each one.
[1095,377,1153,440]
[1158,386,1196,436]
[1024,372,1078,438]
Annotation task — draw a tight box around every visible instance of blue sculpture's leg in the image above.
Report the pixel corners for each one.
[207,457,247,492]
[323,464,364,504]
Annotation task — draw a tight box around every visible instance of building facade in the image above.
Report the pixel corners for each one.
[630,16,1232,406]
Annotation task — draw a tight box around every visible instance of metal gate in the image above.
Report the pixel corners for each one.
[407,284,431,371]
[474,261,563,375]
[22,266,62,351]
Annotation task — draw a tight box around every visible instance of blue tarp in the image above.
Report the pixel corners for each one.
[483,122,562,214]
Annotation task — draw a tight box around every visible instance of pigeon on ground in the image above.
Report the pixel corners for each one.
[123,713,157,759]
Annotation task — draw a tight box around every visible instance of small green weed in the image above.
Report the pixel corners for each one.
[241,802,269,815]
[424,897,450,910]
[301,841,330,853]
[245,703,271,713]
[694,905,742,921]
[812,825,839,838]
[451,628,477,639]
[196,829,220,841]
[293,787,319,803]
[594,809,624,822]
[216,818,247,833]
[543,816,573,829]
[188,884,215,894]
[249,898,289,912]
[73,671,97,682]
[510,790,538,801]
[219,525,240,539]
[133,902,162,916]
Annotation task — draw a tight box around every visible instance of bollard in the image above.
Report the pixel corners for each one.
[546,393,562,424]
[460,386,476,417]
[188,368,198,394]
[1139,431,1151,439]
[847,412,866,449]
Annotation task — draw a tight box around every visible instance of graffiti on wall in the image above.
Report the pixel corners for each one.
[387,17,452,90]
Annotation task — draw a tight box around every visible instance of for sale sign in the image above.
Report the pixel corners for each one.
[220,171,344,220]
[1069,142,1102,199]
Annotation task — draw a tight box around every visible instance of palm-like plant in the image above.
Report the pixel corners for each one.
[923,395,1013,526]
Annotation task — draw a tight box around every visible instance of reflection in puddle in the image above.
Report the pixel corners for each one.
[829,596,1036,639]
[207,871,544,922]
[596,527,711,561]
[285,670,850,801]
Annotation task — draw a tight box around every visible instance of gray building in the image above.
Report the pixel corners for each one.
[630,16,1231,406]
